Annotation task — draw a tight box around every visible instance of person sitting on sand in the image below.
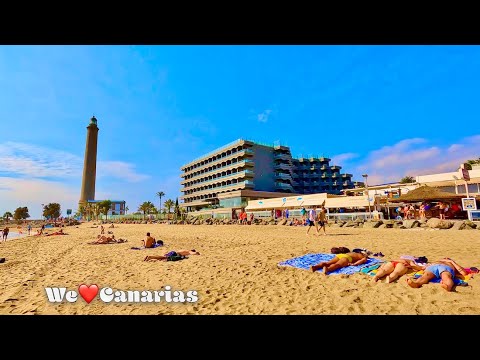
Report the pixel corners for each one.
[144,249,200,262]
[142,232,156,248]
[45,229,67,236]
[109,224,115,228]
[311,251,369,274]
[406,257,469,292]
[371,256,428,284]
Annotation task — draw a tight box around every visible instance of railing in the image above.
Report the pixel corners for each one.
[182,149,254,175]
[183,170,254,190]
[182,159,254,181]
[327,212,384,222]
[183,180,254,198]
[181,139,244,168]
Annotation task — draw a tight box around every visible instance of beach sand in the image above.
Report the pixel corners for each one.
[1,223,479,315]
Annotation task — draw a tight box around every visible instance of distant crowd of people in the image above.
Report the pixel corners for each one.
[395,201,463,221]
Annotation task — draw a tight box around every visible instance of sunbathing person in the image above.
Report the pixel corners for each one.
[371,256,428,283]
[45,229,67,236]
[311,251,369,274]
[142,232,156,248]
[406,258,468,292]
[109,224,115,228]
[90,234,117,244]
[331,247,350,254]
[144,249,200,262]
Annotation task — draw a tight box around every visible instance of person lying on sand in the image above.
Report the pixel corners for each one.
[144,249,200,262]
[88,234,127,244]
[406,258,469,292]
[45,229,67,236]
[331,247,350,254]
[372,256,428,284]
[311,251,368,275]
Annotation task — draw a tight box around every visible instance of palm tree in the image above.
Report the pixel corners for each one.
[156,191,165,216]
[138,201,155,219]
[164,199,175,216]
[3,211,13,223]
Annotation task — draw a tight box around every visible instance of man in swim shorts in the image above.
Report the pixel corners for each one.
[311,251,368,275]
[406,258,468,292]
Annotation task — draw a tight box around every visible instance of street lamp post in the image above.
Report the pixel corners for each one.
[362,174,372,220]
[41,204,44,221]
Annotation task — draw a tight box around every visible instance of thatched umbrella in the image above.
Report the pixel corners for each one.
[389,185,464,203]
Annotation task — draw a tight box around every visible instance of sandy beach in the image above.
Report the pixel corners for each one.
[1,223,479,315]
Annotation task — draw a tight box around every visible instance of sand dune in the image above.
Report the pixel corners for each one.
[1,223,479,315]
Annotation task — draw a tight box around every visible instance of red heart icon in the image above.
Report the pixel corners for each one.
[78,284,99,304]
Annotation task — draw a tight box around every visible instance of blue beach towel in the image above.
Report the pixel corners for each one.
[278,253,382,275]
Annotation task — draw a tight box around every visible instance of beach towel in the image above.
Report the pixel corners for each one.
[278,253,382,275]
[130,243,164,250]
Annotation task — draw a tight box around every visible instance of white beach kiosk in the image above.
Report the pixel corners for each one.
[245,192,372,221]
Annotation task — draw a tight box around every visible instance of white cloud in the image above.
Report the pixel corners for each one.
[352,135,480,184]
[0,142,81,177]
[0,177,80,219]
[330,152,359,165]
[0,141,149,182]
[97,161,150,183]
[257,109,272,122]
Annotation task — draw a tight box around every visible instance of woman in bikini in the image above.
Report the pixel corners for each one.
[371,256,428,283]
[311,251,368,275]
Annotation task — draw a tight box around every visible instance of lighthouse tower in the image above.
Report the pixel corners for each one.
[79,116,99,207]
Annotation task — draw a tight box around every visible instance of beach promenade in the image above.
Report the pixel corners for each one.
[0,223,479,315]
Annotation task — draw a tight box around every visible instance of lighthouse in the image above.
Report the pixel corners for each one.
[79,116,99,206]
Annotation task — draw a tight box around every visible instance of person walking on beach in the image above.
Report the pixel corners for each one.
[300,207,307,222]
[306,208,319,236]
[2,227,9,241]
[317,205,327,235]
[27,224,32,235]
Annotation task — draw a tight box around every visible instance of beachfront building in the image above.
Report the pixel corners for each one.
[180,139,355,212]
[86,200,126,216]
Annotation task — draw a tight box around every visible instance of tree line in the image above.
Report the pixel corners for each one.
[2,203,62,223]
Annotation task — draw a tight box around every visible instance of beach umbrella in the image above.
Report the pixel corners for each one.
[389,185,464,203]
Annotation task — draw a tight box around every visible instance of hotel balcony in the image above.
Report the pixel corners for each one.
[330,165,342,171]
[274,163,292,171]
[182,159,254,183]
[182,170,254,191]
[274,153,292,161]
[274,173,292,180]
[182,180,254,199]
[331,173,339,178]
[343,181,352,186]
[275,182,295,192]
[181,149,254,176]
[341,173,353,178]
[321,173,329,179]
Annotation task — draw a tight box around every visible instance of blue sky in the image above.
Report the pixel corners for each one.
[1,45,480,219]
